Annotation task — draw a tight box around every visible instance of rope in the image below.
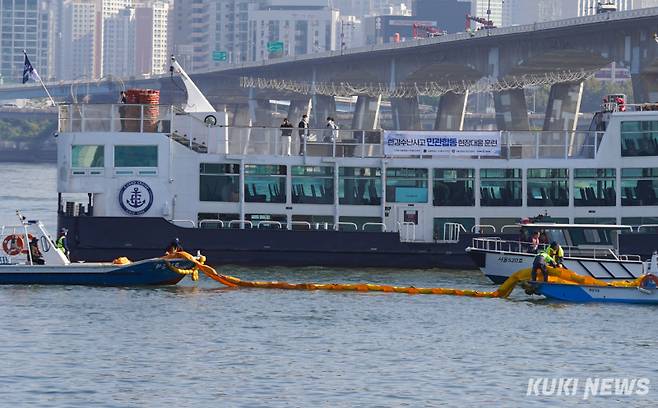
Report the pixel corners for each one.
[160,252,643,298]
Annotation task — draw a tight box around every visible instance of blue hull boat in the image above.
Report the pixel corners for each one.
[0,258,192,286]
[535,282,658,304]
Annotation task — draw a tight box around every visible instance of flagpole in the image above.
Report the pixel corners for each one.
[23,50,56,107]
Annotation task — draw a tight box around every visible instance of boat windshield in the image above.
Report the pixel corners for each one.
[568,228,613,246]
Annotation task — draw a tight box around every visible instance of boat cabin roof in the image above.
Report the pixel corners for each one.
[519,223,632,231]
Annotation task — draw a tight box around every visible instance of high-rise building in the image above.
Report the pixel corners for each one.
[102,4,136,77]
[248,1,339,61]
[0,0,56,83]
[470,0,503,27]
[413,0,470,34]
[59,0,98,80]
[135,0,169,75]
[338,15,364,50]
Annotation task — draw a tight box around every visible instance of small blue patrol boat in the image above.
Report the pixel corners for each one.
[0,212,191,286]
[533,253,658,304]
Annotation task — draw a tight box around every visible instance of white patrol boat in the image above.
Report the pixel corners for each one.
[466,222,649,284]
[0,211,193,286]
[52,57,658,269]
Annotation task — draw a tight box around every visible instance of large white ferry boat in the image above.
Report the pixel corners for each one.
[53,61,658,269]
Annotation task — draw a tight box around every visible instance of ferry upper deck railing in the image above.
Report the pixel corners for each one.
[58,104,605,160]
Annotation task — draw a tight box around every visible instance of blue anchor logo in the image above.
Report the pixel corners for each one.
[119,181,154,215]
[127,187,146,209]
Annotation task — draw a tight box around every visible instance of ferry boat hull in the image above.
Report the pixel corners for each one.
[535,282,658,304]
[0,258,188,286]
[58,214,478,269]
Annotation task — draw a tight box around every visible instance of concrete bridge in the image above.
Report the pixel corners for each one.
[2,7,658,131]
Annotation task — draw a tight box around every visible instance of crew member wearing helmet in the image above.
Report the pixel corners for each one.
[56,228,69,259]
[547,241,565,268]
[166,238,183,254]
[532,246,557,282]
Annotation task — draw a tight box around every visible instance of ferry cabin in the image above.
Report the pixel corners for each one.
[56,104,658,251]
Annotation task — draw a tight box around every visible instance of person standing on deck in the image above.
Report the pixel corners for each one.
[56,228,69,259]
[297,115,309,155]
[280,118,294,156]
[547,241,565,268]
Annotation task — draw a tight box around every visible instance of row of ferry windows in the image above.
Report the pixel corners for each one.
[621,121,658,157]
[71,145,158,168]
[199,165,658,206]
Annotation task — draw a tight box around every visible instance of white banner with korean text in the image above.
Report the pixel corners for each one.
[383,131,501,156]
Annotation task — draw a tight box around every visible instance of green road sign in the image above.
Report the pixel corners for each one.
[267,41,284,53]
[212,51,228,61]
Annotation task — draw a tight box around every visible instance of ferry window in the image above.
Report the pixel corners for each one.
[573,168,615,207]
[339,216,383,232]
[292,166,333,205]
[621,168,658,206]
[385,168,428,203]
[72,145,104,168]
[480,169,522,206]
[114,145,157,167]
[568,229,611,246]
[621,121,658,156]
[199,163,239,202]
[433,169,474,206]
[339,167,381,205]
[244,165,286,203]
[527,168,569,207]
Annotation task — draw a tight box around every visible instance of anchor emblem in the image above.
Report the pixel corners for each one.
[127,187,146,208]
[119,180,154,216]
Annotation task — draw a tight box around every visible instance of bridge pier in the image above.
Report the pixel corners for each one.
[311,95,336,128]
[493,89,529,131]
[434,91,468,131]
[543,81,584,131]
[351,95,381,130]
[391,97,421,130]
[632,73,658,103]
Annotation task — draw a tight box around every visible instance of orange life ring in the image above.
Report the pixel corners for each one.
[2,234,35,256]
[639,274,658,291]
[3,235,24,256]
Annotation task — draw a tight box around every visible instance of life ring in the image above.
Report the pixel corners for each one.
[638,274,658,292]
[3,235,24,256]
[40,235,51,253]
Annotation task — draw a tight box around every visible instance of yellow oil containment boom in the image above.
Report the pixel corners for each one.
[162,251,642,299]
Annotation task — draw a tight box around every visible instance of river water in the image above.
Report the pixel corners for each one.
[0,163,656,407]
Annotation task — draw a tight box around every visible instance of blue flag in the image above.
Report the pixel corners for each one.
[22,52,38,84]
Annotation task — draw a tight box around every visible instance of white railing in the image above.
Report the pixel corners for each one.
[363,222,386,232]
[442,222,466,242]
[199,220,225,229]
[228,220,253,229]
[469,237,634,261]
[58,104,605,160]
[335,222,358,231]
[290,221,312,230]
[169,219,196,228]
[397,221,417,242]
[638,224,658,232]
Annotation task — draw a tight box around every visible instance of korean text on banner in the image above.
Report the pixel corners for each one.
[384,131,501,157]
